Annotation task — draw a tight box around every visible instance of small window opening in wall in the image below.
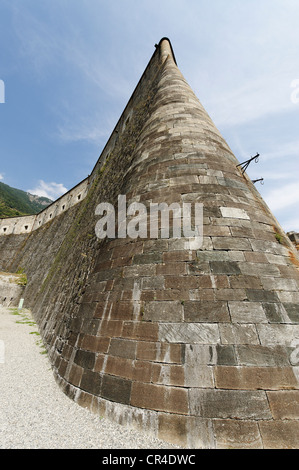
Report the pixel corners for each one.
[39,221,41,225]
[77,194,81,200]
[62,205,65,210]
[24,225,28,230]
[3,227,7,232]
[49,213,52,218]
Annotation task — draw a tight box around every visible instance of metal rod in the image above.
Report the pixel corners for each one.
[236,153,260,174]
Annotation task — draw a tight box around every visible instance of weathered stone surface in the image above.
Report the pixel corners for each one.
[101,375,132,405]
[259,420,299,449]
[235,345,290,367]
[1,37,299,449]
[267,390,299,419]
[108,338,137,359]
[215,366,299,390]
[143,300,183,322]
[159,322,220,344]
[213,419,263,449]
[228,301,267,323]
[189,389,272,419]
[220,207,250,220]
[131,382,189,414]
[257,324,299,346]
[184,301,229,322]
[219,323,260,345]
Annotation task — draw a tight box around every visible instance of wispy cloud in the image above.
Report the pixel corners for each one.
[0,173,4,181]
[263,182,299,212]
[261,140,299,162]
[27,180,67,200]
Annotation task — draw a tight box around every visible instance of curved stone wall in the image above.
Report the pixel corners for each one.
[0,38,299,448]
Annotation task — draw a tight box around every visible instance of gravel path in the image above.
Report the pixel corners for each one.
[0,306,177,449]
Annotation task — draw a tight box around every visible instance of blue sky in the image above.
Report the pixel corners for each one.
[0,0,298,232]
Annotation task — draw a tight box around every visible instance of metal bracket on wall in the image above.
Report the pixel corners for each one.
[252,177,264,185]
[237,153,260,174]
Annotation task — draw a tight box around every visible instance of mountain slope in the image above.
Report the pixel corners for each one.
[0,181,53,218]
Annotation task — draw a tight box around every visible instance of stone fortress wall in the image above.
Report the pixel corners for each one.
[0,178,89,235]
[0,38,299,449]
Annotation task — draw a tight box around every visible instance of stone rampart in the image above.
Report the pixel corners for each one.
[0,38,299,448]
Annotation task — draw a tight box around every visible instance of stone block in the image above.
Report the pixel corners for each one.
[261,277,298,292]
[184,301,230,322]
[203,225,231,237]
[210,261,241,275]
[136,341,184,364]
[213,419,263,449]
[257,324,299,347]
[196,251,230,262]
[228,301,267,323]
[189,389,271,419]
[108,338,137,359]
[220,207,250,220]
[277,291,299,303]
[131,382,189,414]
[230,226,254,238]
[235,345,290,367]
[246,289,279,303]
[123,264,156,277]
[73,349,95,370]
[259,420,299,449]
[133,252,162,265]
[122,321,159,342]
[219,323,260,345]
[163,250,193,262]
[238,262,280,278]
[80,369,102,395]
[156,263,187,275]
[216,344,237,365]
[110,301,135,321]
[229,275,262,290]
[67,363,83,387]
[164,276,198,289]
[283,303,299,323]
[158,413,188,447]
[267,390,299,419]
[142,275,165,290]
[144,300,184,322]
[101,374,132,405]
[158,322,220,344]
[210,274,230,288]
[244,251,268,263]
[212,236,252,251]
[215,366,299,390]
[105,356,134,380]
[262,303,286,323]
[214,288,247,301]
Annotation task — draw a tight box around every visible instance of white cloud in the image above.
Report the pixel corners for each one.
[263,182,299,212]
[282,216,299,233]
[0,173,3,181]
[27,180,67,200]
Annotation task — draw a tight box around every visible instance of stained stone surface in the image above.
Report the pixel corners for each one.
[0,38,299,448]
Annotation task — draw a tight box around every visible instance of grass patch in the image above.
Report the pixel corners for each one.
[9,307,47,356]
